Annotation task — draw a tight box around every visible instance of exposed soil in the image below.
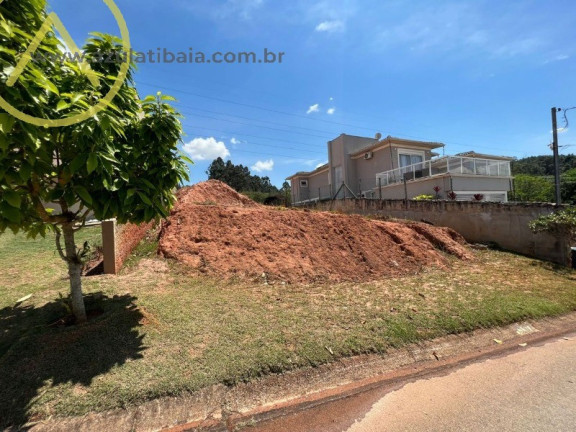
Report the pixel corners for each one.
[175,179,260,208]
[158,181,473,283]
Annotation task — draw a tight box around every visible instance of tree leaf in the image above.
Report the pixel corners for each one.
[180,154,194,164]
[0,114,16,134]
[18,162,32,181]
[0,133,7,152]
[137,191,152,205]
[1,205,21,224]
[141,178,155,189]
[35,76,60,95]
[74,186,93,204]
[69,154,87,174]
[56,100,70,112]
[87,153,98,174]
[4,190,21,208]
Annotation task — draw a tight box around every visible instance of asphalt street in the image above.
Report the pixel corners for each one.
[246,333,576,432]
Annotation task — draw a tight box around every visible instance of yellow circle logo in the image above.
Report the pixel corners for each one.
[0,0,130,128]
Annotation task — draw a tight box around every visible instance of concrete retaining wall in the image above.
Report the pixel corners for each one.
[101,220,154,274]
[304,199,571,266]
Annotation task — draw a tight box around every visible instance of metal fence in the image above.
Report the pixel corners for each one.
[376,156,512,187]
[293,184,333,204]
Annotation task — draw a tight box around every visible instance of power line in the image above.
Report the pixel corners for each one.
[191,147,322,161]
[174,103,338,136]
[177,110,332,139]
[137,76,539,151]
[181,134,324,156]
[562,106,576,129]
[136,81,535,156]
[138,80,381,132]
[180,122,327,149]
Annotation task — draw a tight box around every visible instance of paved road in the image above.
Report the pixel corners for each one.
[246,334,576,432]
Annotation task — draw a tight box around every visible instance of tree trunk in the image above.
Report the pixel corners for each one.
[62,223,87,323]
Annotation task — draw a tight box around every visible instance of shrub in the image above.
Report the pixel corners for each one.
[529,208,576,241]
[447,191,458,201]
[413,194,435,201]
[473,194,485,202]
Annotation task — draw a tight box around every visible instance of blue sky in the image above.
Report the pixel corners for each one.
[48,0,576,187]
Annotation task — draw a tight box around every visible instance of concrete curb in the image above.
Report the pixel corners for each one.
[26,312,576,432]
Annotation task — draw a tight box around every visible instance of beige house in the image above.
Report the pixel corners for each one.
[287,134,515,204]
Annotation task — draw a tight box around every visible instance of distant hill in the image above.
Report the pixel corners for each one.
[512,154,576,176]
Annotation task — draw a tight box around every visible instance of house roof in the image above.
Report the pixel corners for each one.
[455,151,516,161]
[348,135,444,157]
[286,163,329,180]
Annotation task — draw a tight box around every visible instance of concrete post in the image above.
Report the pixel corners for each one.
[102,219,117,275]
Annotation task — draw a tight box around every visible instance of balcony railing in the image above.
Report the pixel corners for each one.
[375,156,512,188]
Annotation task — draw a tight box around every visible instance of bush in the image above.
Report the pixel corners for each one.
[413,194,435,201]
[529,208,576,240]
[241,191,269,203]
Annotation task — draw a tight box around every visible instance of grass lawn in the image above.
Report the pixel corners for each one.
[1,227,576,427]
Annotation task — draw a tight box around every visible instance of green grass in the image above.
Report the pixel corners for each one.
[0,226,102,301]
[1,229,576,427]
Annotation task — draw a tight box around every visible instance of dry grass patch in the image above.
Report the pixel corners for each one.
[0,230,575,427]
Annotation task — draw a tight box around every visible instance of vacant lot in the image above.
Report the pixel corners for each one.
[160,181,473,283]
[1,227,575,427]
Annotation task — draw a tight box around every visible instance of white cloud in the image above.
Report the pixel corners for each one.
[544,54,570,64]
[327,108,336,115]
[251,159,274,172]
[230,137,242,145]
[306,0,356,28]
[182,137,230,161]
[223,0,264,19]
[373,2,550,59]
[307,103,320,114]
[315,20,345,33]
[316,161,328,168]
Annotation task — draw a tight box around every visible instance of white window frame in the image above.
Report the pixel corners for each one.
[300,179,309,188]
[397,148,426,168]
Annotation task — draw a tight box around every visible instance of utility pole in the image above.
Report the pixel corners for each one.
[551,107,562,205]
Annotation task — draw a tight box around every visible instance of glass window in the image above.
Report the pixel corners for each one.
[399,153,423,167]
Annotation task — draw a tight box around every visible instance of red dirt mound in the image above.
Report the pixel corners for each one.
[176,180,260,208]
[159,181,473,283]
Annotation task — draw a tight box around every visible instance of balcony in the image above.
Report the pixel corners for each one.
[375,156,512,188]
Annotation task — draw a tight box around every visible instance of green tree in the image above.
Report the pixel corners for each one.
[512,155,576,176]
[280,180,291,205]
[561,168,576,204]
[0,0,190,322]
[206,157,278,194]
[512,175,554,202]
